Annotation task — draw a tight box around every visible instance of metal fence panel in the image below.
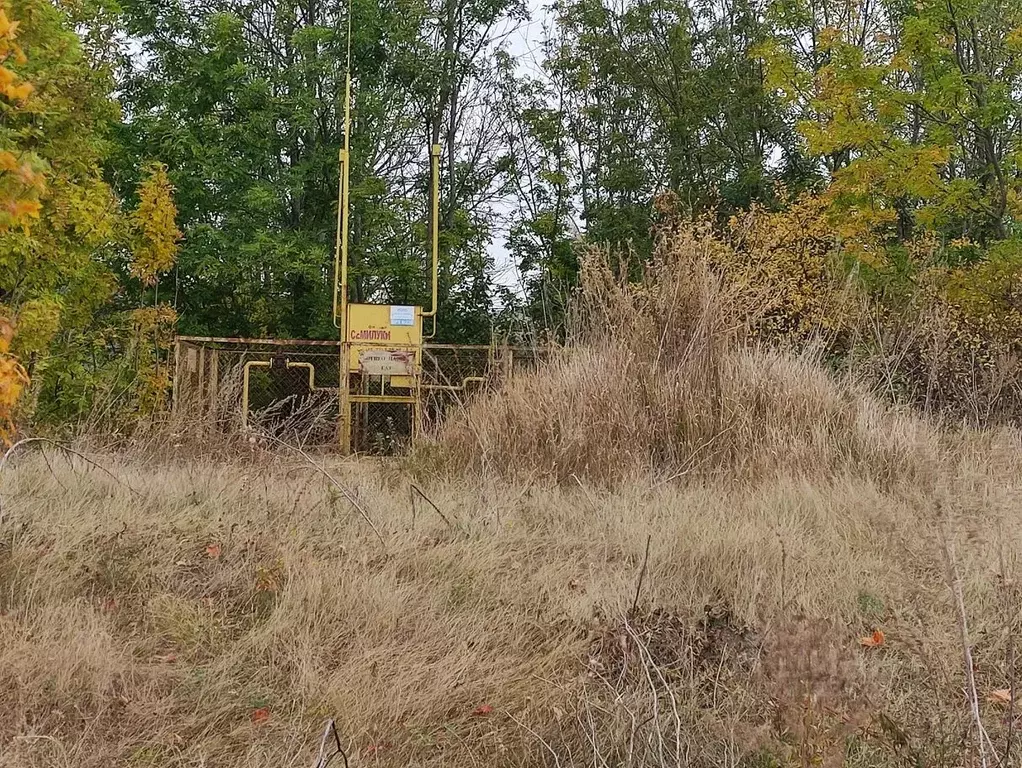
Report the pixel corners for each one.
[172,336,549,451]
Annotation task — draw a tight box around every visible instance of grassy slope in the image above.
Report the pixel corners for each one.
[5,234,1022,767]
[2,432,1021,767]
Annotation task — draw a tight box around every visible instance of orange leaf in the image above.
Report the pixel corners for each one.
[0,11,19,38]
[859,629,885,647]
[205,543,222,559]
[988,689,1012,705]
[3,81,31,101]
[8,199,39,219]
[250,707,270,724]
[255,572,278,593]
[154,653,177,664]
[472,704,494,716]
[17,163,38,185]
[0,317,15,353]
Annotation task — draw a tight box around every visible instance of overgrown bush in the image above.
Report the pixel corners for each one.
[434,219,935,486]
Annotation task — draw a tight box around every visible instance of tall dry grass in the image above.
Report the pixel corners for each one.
[434,226,941,487]
[7,218,1022,767]
[1,437,1021,768]
[83,360,341,461]
[2,436,1022,766]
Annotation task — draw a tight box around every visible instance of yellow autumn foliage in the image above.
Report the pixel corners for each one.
[0,6,44,236]
[131,303,178,347]
[722,194,859,342]
[653,193,858,345]
[912,243,1022,413]
[13,297,62,357]
[649,190,1022,422]
[0,315,27,444]
[129,303,178,415]
[130,162,182,286]
[0,2,43,442]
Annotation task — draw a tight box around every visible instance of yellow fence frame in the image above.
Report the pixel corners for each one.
[241,359,318,428]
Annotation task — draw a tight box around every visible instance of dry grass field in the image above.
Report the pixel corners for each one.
[4,238,1022,767]
[2,429,1022,767]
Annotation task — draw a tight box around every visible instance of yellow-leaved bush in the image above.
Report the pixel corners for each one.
[0,4,43,234]
[129,304,178,416]
[907,241,1022,420]
[654,192,858,347]
[130,162,182,286]
[651,192,1022,423]
[0,1,43,442]
[0,315,27,443]
[123,163,181,419]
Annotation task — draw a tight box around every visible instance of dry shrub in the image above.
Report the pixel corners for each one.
[79,360,339,461]
[711,196,1022,426]
[435,222,935,486]
[855,294,1022,427]
[572,611,876,768]
[717,194,857,346]
[73,361,253,456]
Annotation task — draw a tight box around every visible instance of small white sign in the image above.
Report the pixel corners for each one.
[390,305,415,326]
[359,349,415,376]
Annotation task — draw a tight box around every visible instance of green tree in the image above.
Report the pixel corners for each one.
[496,51,577,336]
[115,0,521,343]
[758,0,1022,258]
[501,0,803,329]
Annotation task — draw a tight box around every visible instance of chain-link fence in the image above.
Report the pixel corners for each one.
[174,337,341,446]
[173,336,549,451]
[418,344,549,433]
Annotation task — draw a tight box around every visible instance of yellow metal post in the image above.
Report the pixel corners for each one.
[422,144,441,340]
[338,67,354,453]
[241,359,316,429]
[241,360,271,428]
[337,148,353,329]
[286,361,316,391]
[333,0,434,451]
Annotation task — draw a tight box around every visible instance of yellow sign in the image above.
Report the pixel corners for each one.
[345,303,422,373]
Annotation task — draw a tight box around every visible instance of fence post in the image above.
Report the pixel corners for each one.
[172,337,181,413]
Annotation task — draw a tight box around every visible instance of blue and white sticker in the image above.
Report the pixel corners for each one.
[390,305,415,326]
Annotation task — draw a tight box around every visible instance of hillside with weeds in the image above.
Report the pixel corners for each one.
[2,421,1021,767]
[5,224,1022,766]
[6,0,1022,762]
[2,427,1022,768]
[434,216,947,487]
